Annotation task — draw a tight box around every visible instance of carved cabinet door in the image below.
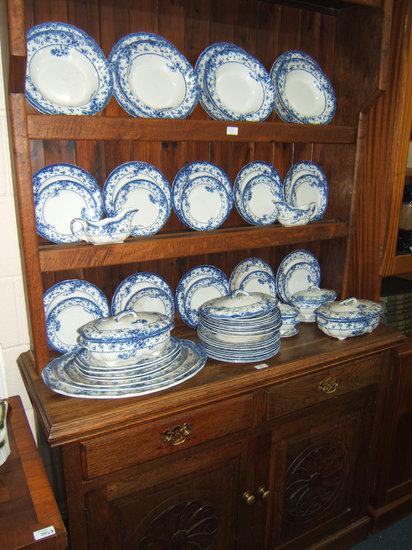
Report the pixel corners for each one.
[265,389,377,548]
[84,439,262,550]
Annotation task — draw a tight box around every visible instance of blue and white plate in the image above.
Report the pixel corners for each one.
[239,270,277,298]
[34,179,103,243]
[276,250,321,304]
[281,262,320,303]
[43,279,110,318]
[110,33,198,118]
[124,286,174,319]
[177,176,232,230]
[271,50,336,125]
[237,174,283,226]
[41,339,207,399]
[32,163,99,196]
[203,44,275,121]
[287,173,328,221]
[26,22,112,115]
[112,178,170,236]
[111,272,173,315]
[176,265,229,327]
[230,257,275,292]
[103,161,171,217]
[46,296,104,354]
[284,161,328,203]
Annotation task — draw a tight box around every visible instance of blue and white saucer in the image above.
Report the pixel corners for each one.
[111,272,174,315]
[26,22,112,115]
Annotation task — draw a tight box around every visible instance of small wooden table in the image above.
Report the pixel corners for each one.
[0,396,67,549]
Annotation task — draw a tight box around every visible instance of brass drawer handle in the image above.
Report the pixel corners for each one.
[318,376,339,394]
[257,485,270,501]
[162,422,192,446]
[242,491,256,506]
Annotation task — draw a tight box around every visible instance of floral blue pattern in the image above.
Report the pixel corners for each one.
[111,272,174,316]
[283,161,328,203]
[26,22,112,115]
[276,249,321,304]
[32,163,99,196]
[124,287,174,319]
[230,257,275,292]
[287,173,328,222]
[43,279,109,319]
[237,174,284,226]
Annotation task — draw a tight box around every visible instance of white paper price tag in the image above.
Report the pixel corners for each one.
[226,126,239,136]
[254,363,269,370]
[33,526,56,541]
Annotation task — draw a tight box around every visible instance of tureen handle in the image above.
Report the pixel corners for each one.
[340,297,358,307]
[115,310,138,322]
[231,289,250,298]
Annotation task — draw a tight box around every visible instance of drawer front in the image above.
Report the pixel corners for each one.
[82,394,253,479]
[266,354,382,420]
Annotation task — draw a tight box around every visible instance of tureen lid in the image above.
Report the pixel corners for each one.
[78,310,173,342]
[278,302,299,317]
[290,286,337,304]
[199,290,278,319]
[316,297,382,321]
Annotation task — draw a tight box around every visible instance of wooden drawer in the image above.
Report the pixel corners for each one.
[81,394,253,479]
[265,354,382,420]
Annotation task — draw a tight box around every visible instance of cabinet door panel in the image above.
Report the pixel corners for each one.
[267,391,376,548]
[85,442,253,549]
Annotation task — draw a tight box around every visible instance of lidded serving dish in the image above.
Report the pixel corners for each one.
[278,302,299,337]
[290,286,337,322]
[200,290,278,319]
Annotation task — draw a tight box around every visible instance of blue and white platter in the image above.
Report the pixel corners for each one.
[287,173,328,221]
[32,163,99,196]
[26,22,112,115]
[175,265,230,327]
[46,296,105,354]
[203,44,275,122]
[111,272,174,316]
[230,257,275,292]
[237,174,283,226]
[41,339,207,399]
[43,279,109,317]
[271,50,336,125]
[112,178,170,236]
[176,175,233,231]
[34,179,103,243]
[103,161,171,217]
[110,33,198,118]
[276,249,321,304]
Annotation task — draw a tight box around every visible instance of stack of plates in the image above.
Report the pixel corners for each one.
[172,162,233,230]
[234,161,283,226]
[271,50,336,125]
[44,280,110,353]
[42,337,207,399]
[33,164,104,243]
[109,32,198,118]
[275,249,321,304]
[102,161,171,236]
[198,291,281,363]
[26,23,112,115]
[176,265,230,327]
[283,161,328,221]
[196,43,275,121]
[230,257,277,298]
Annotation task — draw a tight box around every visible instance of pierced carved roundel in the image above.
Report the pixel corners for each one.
[284,442,348,520]
[139,499,218,549]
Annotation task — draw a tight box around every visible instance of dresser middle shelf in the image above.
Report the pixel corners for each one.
[39,221,348,272]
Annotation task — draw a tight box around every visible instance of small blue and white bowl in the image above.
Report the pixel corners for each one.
[278,302,299,337]
[316,297,383,340]
[290,287,337,322]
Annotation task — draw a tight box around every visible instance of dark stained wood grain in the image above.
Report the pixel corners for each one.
[0,396,67,549]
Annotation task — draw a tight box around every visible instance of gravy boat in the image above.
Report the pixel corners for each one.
[70,208,138,245]
[274,200,317,226]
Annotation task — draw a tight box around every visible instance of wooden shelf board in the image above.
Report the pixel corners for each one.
[393,254,412,275]
[39,221,349,272]
[27,114,357,144]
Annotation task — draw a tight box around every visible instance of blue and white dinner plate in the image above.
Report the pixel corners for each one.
[26,22,112,115]
[43,279,110,318]
[176,265,230,327]
[32,163,99,196]
[34,179,103,243]
[276,249,321,304]
[112,178,170,236]
[271,50,336,125]
[41,339,207,399]
[111,272,173,315]
[287,173,328,221]
[204,44,275,122]
[177,175,233,230]
[284,161,328,202]
[238,174,283,226]
[103,161,171,217]
[230,257,275,292]
[281,262,320,303]
[46,296,104,354]
[110,33,198,118]
[124,286,174,319]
